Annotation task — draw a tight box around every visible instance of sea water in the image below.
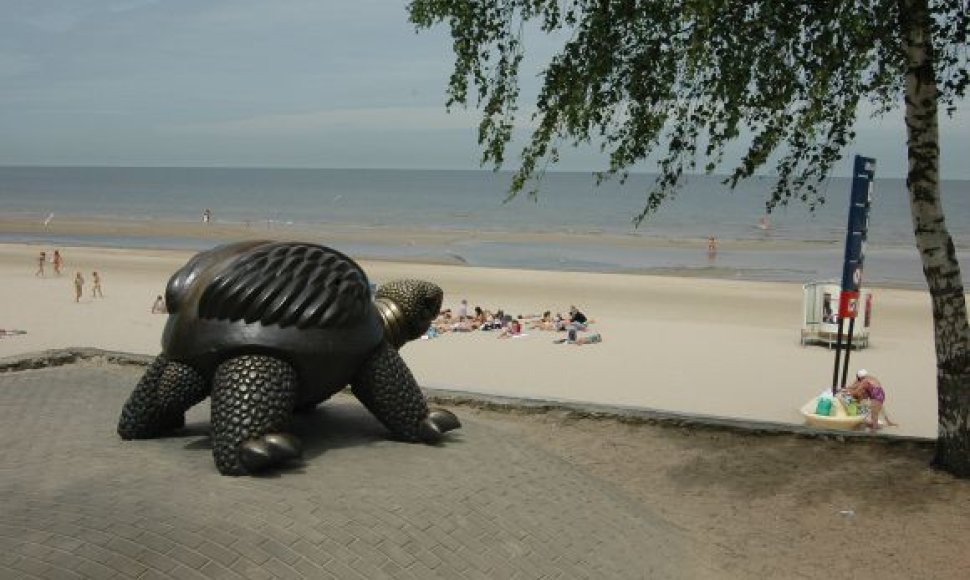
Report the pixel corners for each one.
[2,166,968,288]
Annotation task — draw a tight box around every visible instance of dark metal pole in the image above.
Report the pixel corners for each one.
[840,317,856,390]
[831,318,844,395]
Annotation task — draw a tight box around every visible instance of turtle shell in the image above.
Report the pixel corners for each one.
[161,241,384,402]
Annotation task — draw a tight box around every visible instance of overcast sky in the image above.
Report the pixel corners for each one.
[2,0,967,178]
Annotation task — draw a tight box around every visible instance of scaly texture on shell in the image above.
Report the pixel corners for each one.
[197,243,370,330]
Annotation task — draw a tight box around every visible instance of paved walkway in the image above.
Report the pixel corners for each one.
[0,360,713,579]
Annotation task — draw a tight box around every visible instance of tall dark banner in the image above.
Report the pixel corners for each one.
[838,156,876,318]
[832,155,876,393]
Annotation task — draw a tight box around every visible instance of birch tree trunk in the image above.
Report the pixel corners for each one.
[901,0,970,476]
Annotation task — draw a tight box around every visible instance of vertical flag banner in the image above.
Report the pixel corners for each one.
[839,156,876,318]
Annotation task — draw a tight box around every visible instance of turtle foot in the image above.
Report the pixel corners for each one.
[118,356,207,440]
[418,409,461,443]
[211,354,299,476]
[239,433,303,473]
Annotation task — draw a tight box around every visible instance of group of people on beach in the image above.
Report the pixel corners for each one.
[427,300,601,345]
[34,249,104,302]
[34,249,63,277]
[73,271,104,302]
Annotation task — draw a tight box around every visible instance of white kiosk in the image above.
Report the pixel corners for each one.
[800,281,872,349]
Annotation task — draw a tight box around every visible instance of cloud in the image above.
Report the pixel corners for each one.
[107,0,161,14]
[0,53,35,78]
[20,9,84,33]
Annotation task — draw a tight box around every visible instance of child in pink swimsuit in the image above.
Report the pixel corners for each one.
[847,369,896,430]
[861,381,885,403]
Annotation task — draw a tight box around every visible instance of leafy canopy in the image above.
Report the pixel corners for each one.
[409,0,969,225]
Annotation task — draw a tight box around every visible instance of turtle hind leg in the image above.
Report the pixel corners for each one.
[351,342,461,443]
[118,356,208,440]
[210,355,302,476]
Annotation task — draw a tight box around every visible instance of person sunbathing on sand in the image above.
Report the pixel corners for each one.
[552,313,565,330]
[479,311,504,331]
[432,309,454,334]
[472,306,489,329]
[568,305,590,330]
[530,311,557,331]
[571,332,602,345]
[569,305,587,323]
[553,328,602,345]
[497,319,522,339]
[450,318,474,332]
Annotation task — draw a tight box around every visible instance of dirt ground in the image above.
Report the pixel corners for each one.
[453,404,970,580]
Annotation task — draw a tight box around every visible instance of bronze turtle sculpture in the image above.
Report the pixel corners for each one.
[118,240,459,475]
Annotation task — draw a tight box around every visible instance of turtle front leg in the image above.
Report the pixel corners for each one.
[210,355,302,476]
[118,355,208,440]
[351,342,460,443]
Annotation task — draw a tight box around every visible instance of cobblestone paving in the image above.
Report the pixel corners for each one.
[0,363,710,579]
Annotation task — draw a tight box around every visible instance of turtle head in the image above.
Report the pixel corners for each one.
[374,279,443,348]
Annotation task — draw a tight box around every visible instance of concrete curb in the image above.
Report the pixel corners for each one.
[0,347,154,373]
[0,347,935,446]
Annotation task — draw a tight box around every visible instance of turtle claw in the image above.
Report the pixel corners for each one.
[418,409,461,443]
[239,439,274,472]
[239,433,303,473]
[264,433,302,457]
[429,409,461,433]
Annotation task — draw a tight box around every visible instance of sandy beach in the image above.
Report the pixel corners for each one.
[0,236,940,437]
[4,234,970,579]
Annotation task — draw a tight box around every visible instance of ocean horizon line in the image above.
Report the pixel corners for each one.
[2,163,957,182]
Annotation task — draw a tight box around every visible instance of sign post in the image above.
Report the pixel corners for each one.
[831,155,875,394]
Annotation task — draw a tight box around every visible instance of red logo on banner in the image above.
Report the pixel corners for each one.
[839,290,859,318]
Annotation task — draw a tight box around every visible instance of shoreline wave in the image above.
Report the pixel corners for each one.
[0,214,932,289]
